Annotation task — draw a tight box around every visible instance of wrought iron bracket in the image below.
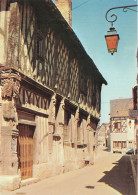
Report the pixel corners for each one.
[105,5,138,27]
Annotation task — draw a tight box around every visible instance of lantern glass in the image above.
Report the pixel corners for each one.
[128,121,131,126]
[105,27,119,55]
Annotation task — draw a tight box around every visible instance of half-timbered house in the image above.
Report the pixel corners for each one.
[0,0,107,190]
[110,98,135,154]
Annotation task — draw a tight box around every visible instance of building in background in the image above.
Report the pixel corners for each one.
[129,85,138,154]
[97,123,110,148]
[129,48,138,154]
[110,98,135,154]
[0,0,107,190]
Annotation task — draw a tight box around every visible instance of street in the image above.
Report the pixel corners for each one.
[1,150,135,195]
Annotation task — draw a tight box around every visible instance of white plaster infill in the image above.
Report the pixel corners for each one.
[21,178,39,187]
[0,175,20,191]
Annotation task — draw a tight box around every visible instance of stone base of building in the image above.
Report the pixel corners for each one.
[21,178,39,187]
[0,159,94,191]
[0,175,21,191]
[63,160,84,173]
[33,160,86,180]
[33,163,63,179]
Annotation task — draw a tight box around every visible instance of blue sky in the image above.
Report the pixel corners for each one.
[72,0,137,124]
[53,0,137,124]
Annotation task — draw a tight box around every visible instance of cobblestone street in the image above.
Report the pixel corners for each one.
[1,150,135,195]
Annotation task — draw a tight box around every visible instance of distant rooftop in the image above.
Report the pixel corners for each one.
[110,98,133,118]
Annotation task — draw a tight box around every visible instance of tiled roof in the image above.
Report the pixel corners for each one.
[110,98,133,117]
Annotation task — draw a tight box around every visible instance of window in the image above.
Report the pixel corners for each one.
[114,122,121,129]
[37,36,44,59]
[121,141,126,148]
[37,39,42,56]
[77,119,82,143]
[80,72,87,95]
[113,141,126,149]
[128,141,133,148]
[113,141,119,148]
[64,110,71,142]
[114,122,121,132]
[77,118,85,146]
[36,20,45,59]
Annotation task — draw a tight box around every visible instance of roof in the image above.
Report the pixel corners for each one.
[110,98,133,118]
[27,0,107,85]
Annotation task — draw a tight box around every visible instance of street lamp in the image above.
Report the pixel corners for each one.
[128,120,131,127]
[105,5,138,55]
[105,25,119,55]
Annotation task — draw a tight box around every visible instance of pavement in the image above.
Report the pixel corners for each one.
[131,154,138,195]
[0,148,135,195]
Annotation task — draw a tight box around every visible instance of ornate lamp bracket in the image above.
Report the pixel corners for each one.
[105,5,138,27]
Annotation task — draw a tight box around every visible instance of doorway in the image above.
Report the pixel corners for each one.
[18,124,35,180]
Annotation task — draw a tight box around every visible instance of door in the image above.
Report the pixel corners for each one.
[18,124,34,180]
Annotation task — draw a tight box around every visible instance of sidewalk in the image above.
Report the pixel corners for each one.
[131,154,138,195]
[0,149,135,195]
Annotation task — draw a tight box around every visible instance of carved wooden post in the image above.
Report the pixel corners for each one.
[57,98,65,166]
[74,107,79,163]
[86,115,94,164]
[48,93,56,157]
[0,69,21,175]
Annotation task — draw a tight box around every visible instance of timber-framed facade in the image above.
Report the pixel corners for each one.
[0,0,107,190]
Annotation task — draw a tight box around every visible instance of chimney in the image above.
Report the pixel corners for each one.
[55,0,72,26]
